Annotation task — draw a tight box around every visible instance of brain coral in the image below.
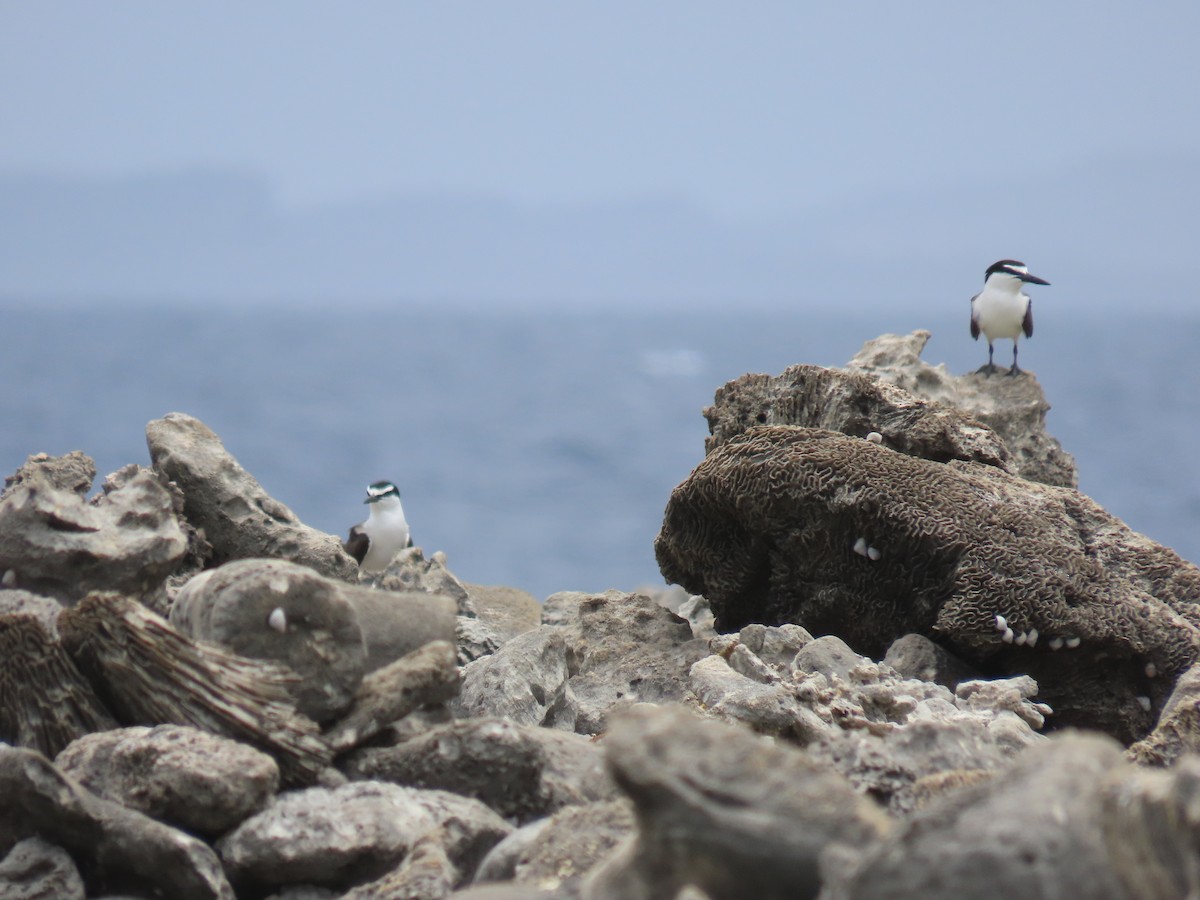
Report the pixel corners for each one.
[655,426,1200,742]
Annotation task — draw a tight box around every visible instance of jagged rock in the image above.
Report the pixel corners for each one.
[171,559,367,722]
[794,636,868,682]
[475,800,635,897]
[0,610,118,758]
[0,837,85,900]
[0,462,186,602]
[704,361,1010,472]
[145,413,357,581]
[217,782,511,894]
[845,330,1077,487]
[458,616,505,665]
[464,583,542,644]
[690,633,1047,812]
[452,627,577,730]
[583,704,889,900]
[656,425,1200,741]
[54,725,279,838]
[1099,755,1200,899]
[59,592,331,786]
[1127,660,1200,766]
[325,640,461,754]
[541,591,711,735]
[342,718,616,824]
[882,633,980,690]
[373,547,474,614]
[729,623,814,667]
[821,732,1133,900]
[1,451,96,500]
[0,745,233,899]
[341,832,457,899]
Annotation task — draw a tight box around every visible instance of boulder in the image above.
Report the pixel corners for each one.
[1,450,96,499]
[54,725,279,837]
[340,581,459,673]
[0,744,233,899]
[845,330,1077,487]
[0,837,85,900]
[452,626,577,730]
[656,425,1200,741]
[145,413,357,581]
[342,718,616,824]
[583,704,889,900]
[0,460,186,602]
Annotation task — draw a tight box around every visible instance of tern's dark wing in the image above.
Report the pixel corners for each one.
[970,293,980,340]
[1023,299,1034,338]
[343,526,369,565]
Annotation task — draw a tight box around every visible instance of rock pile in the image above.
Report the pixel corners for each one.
[3,338,1200,898]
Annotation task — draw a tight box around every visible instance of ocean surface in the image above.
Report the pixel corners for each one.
[3,303,1200,600]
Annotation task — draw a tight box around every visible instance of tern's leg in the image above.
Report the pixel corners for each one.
[1008,342,1021,376]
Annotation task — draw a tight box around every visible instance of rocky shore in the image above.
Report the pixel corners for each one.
[4,332,1200,899]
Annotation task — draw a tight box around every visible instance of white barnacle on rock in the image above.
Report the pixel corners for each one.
[269,577,289,594]
[866,546,882,561]
[1026,628,1038,648]
[1136,695,1152,712]
[866,432,883,444]
[1145,662,1158,679]
[1014,631,1027,646]
[1065,636,1081,649]
[267,607,288,633]
[1002,628,1014,644]
[1048,637,1064,651]
[1,569,15,587]
[994,614,1007,632]
[853,537,868,557]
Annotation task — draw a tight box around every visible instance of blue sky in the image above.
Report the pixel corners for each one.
[3,3,1199,308]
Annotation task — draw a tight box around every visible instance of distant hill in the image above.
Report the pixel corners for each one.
[1,154,1196,311]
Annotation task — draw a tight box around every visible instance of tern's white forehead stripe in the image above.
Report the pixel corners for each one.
[367,482,397,496]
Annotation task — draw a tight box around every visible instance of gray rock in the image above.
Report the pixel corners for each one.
[1128,659,1200,766]
[732,623,813,668]
[793,635,867,682]
[882,633,980,690]
[2,451,96,500]
[543,591,711,735]
[464,583,542,644]
[845,330,1077,487]
[325,640,462,754]
[0,611,118,758]
[0,463,186,602]
[689,654,827,742]
[171,559,368,722]
[0,837,85,900]
[477,801,635,898]
[340,832,457,899]
[217,781,437,891]
[54,725,279,837]
[822,732,1131,900]
[373,547,474,614]
[458,615,505,664]
[452,626,577,730]
[656,425,1200,742]
[583,704,889,900]
[342,718,616,824]
[341,582,459,672]
[0,744,233,899]
[146,412,357,581]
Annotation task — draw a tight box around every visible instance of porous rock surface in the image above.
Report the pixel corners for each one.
[146,412,357,581]
[657,425,1200,741]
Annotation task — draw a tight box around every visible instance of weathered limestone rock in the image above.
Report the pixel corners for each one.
[1,451,96,500]
[821,733,1132,900]
[145,413,357,581]
[0,745,233,899]
[704,362,1010,472]
[343,718,616,824]
[452,627,576,730]
[0,609,118,758]
[54,725,279,838]
[656,426,1200,741]
[464,582,542,644]
[0,837,85,900]
[59,592,331,786]
[0,461,186,602]
[882,633,980,690]
[583,704,889,900]
[541,591,710,735]
[325,640,461,754]
[171,559,367,722]
[846,330,1077,487]
[340,581,459,673]
[475,800,635,897]
[1128,660,1200,765]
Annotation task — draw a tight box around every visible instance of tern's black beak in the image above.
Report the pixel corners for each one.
[1020,273,1050,286]
[363,496,376,504]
